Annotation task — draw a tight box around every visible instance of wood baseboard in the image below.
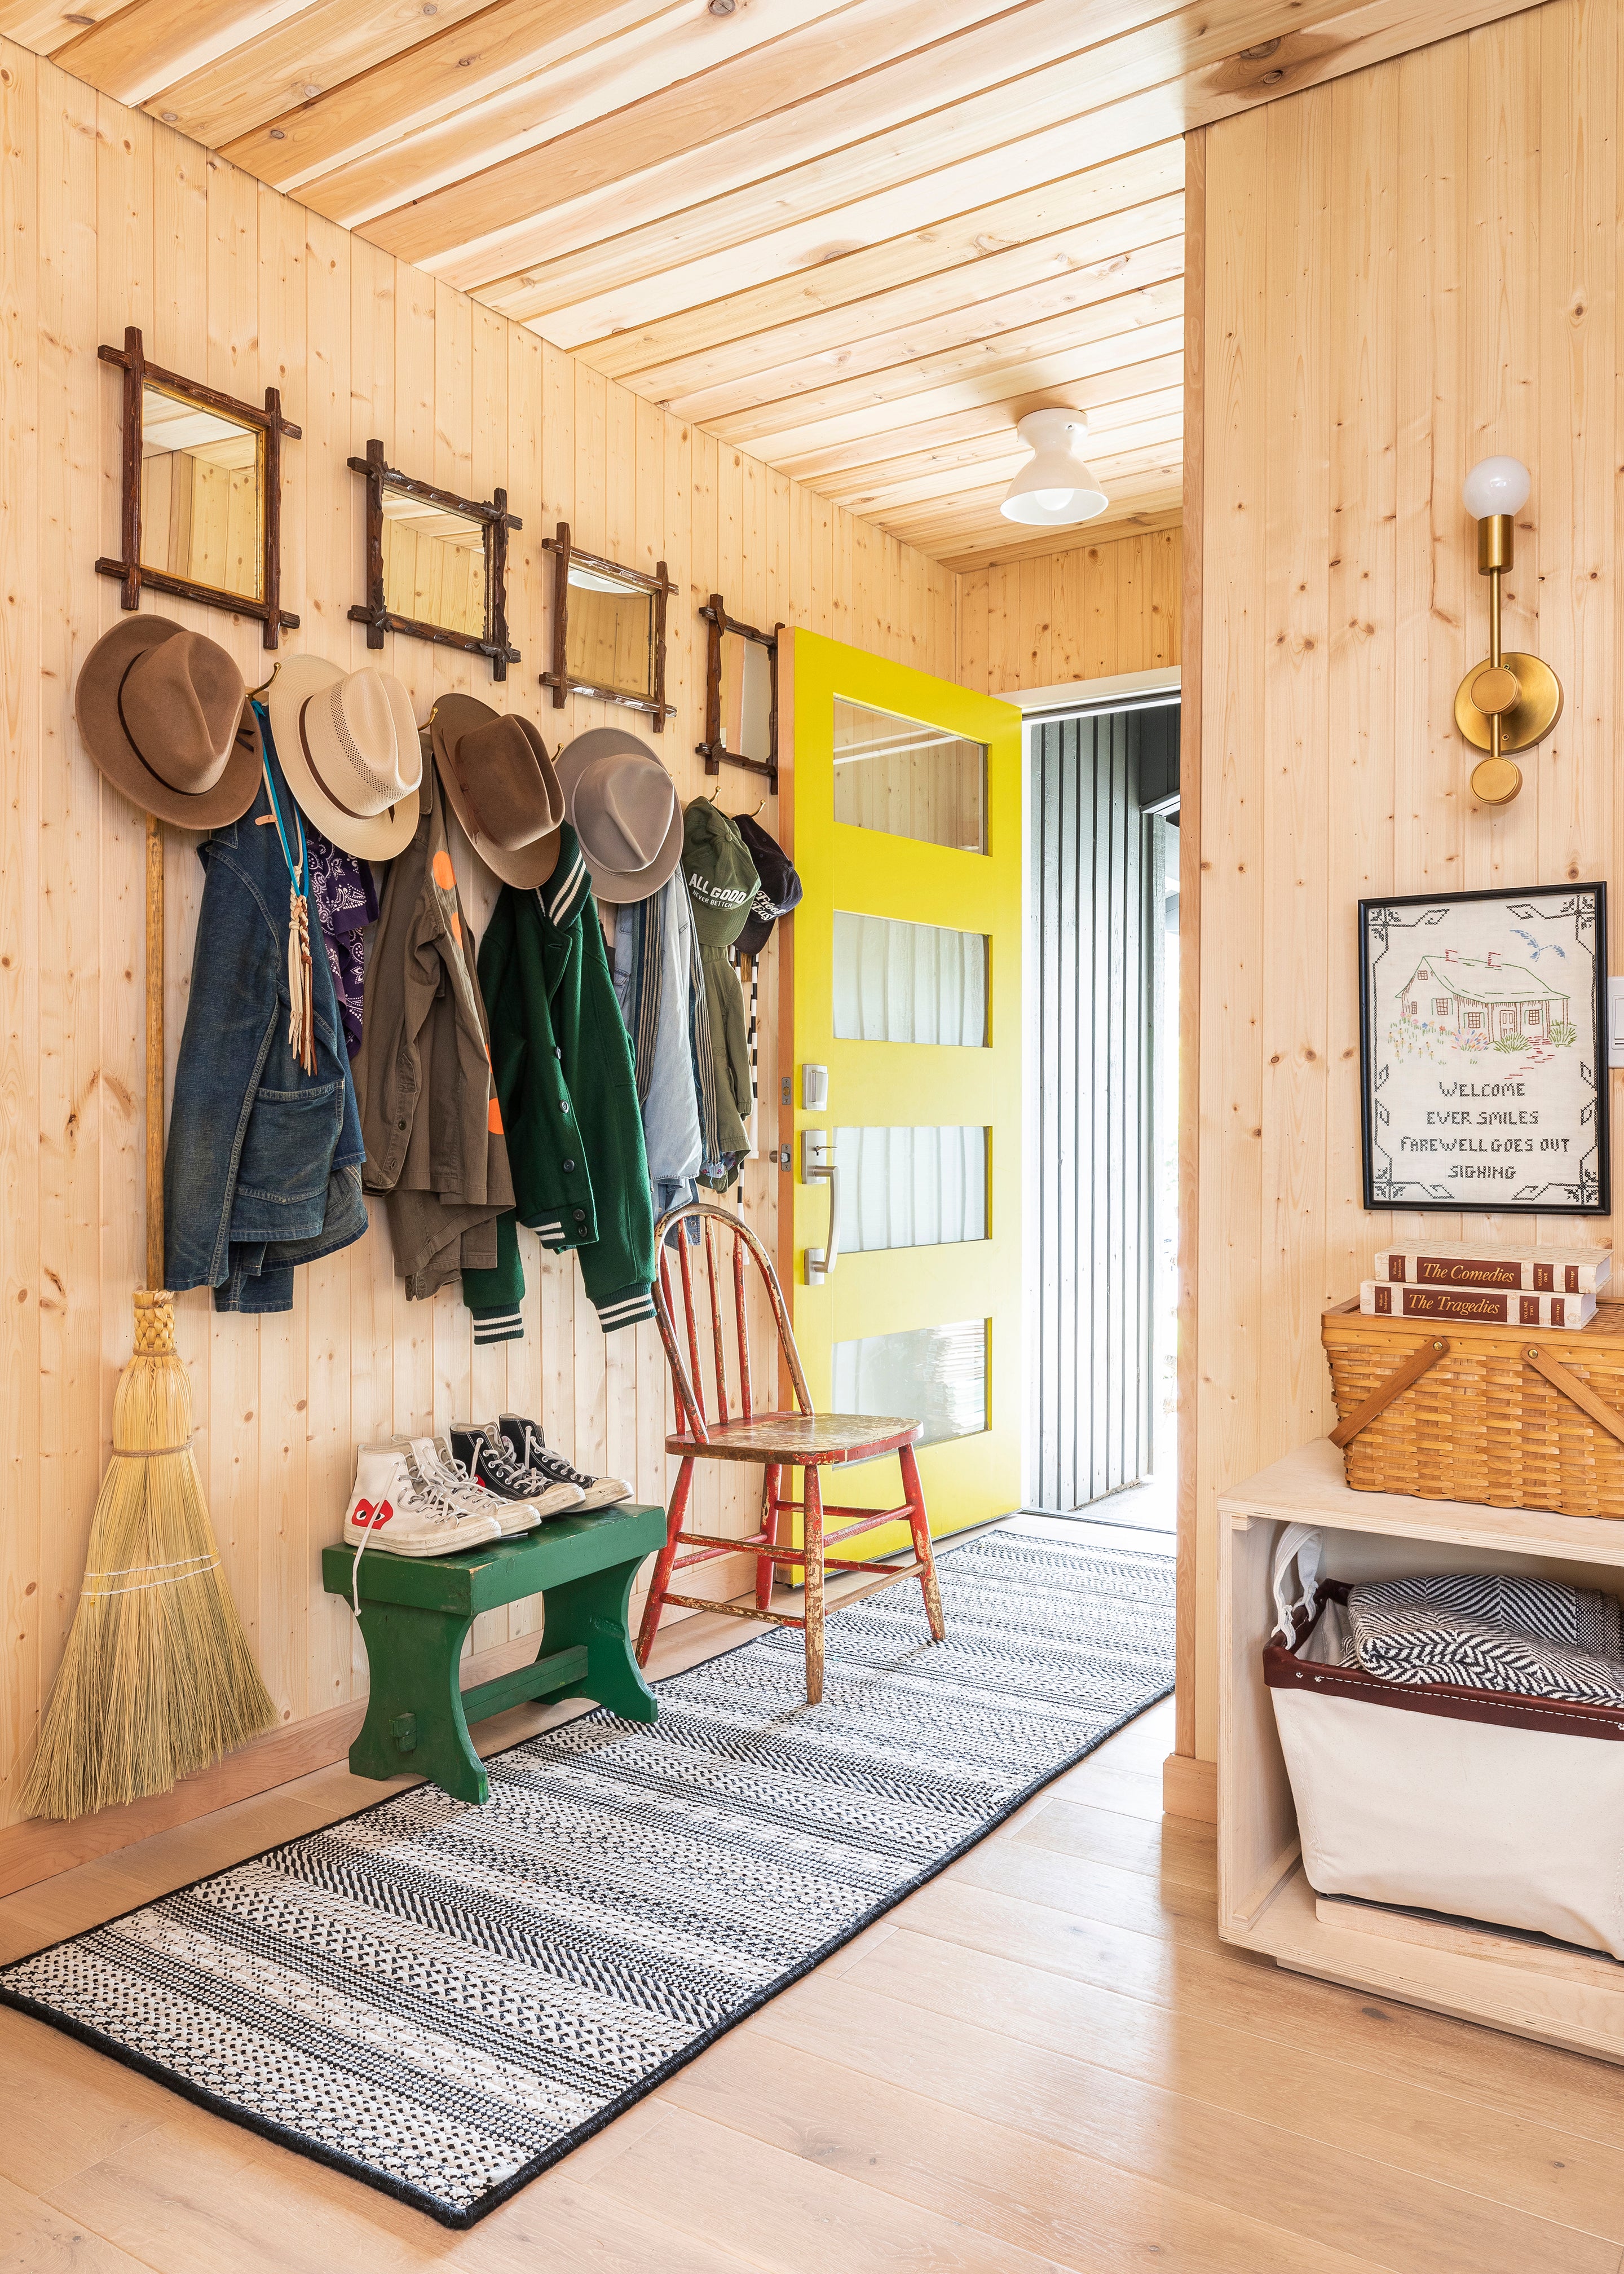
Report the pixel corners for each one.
[1162,1751,1217,1823]
[0,1629,549,1901]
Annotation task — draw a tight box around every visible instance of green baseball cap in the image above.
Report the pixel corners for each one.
[682,797,761,948]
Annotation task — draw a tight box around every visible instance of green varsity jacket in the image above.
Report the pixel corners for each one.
[462,830,656,1340]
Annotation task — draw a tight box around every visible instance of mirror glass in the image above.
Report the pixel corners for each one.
[140,382,263,602]
[381,487,488,640]
[720,628,773,764]
[566,561,655,698]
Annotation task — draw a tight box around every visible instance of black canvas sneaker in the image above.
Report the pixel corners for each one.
[497,1414,630,1513]
[449,1422,585,1519]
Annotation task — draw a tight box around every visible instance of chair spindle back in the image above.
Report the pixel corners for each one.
[653,1200,812,1447]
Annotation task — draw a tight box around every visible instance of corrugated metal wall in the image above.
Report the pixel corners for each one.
[1029,710,1166,1510]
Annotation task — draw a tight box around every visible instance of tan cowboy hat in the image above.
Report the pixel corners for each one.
[557,726,683,904]
[267,655,423,860]
[75,615,261,828]
[430,694,563,889]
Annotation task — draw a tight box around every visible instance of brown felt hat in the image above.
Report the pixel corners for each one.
[430,694,563,889]
[74,615,261,828]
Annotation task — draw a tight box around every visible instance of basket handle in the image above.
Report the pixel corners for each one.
[1522,1345,1624,1447]
[1329,1337,1448,1449]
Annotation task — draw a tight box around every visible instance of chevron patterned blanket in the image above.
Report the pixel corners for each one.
[1339,1572,1624,1706]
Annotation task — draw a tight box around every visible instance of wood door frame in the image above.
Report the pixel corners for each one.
[776,628,798,1312]
[1168,122,1207,1814]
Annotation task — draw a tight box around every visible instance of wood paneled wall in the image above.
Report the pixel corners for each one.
[957,526,1181,695]
[0,38,954,1832]
[1182,0,1622,1760]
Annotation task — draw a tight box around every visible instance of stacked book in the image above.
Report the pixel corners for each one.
[1360,1241,1611,1332]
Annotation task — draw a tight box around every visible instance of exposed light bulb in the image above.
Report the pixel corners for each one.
[1462,455,1530,519]
[1033,488,1073,510]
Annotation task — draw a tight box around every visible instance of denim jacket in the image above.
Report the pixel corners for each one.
[164,725,368,1313]
[610,869,703,1224]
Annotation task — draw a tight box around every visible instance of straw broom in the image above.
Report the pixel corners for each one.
[22,813,276,1821]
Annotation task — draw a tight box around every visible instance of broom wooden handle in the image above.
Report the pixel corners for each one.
[145,812,165,1293]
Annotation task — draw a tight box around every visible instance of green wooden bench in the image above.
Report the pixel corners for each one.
[321,1501,666,1805]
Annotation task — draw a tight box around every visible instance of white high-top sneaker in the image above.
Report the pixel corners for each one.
[343,1440,503,1608]
[421,1433,541,1538]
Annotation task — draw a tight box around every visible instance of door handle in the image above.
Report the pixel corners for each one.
[802,1130,840,1285]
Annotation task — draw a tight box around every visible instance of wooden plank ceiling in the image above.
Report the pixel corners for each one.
[11,0,1532,568]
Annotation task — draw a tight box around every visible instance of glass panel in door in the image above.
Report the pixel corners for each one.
[831,913,988,1046]
[831,695,987,852]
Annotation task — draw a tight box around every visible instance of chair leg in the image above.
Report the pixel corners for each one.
[636,1456,694,1667]
[899,1442,945,1642]
[802,1464,826,1706]
[755,1462,781,1611]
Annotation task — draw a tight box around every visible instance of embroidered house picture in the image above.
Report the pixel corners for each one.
[1360,884,1608,1214]
[1396,949,1575,1055]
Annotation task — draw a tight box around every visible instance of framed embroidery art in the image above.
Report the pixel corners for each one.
[1360,883,1608,1215]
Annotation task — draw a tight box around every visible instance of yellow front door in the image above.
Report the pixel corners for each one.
[784,630,1022,1553]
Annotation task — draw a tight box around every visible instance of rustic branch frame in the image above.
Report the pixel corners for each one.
[95,325,301,650]
[696,592,781,792]
[540,521,675,731]
[346,438,520,681]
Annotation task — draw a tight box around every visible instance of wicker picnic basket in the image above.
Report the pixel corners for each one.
[1322,1297,1624,1518]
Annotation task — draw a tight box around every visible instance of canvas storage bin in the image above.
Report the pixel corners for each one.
[1266,1526,1624,1959]
[1322,1295,1624,1518]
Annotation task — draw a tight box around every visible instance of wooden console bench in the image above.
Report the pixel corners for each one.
[321,1501,665,1805]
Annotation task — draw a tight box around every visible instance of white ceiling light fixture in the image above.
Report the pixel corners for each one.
[1000,408,1107,528]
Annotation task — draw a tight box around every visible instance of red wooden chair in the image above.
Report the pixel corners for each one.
[637,1199,946,1704]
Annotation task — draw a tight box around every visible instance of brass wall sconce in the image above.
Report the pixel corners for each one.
[1455,455,1562,806]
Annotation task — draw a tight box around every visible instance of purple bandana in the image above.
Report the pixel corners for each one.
[304,821,378,1057]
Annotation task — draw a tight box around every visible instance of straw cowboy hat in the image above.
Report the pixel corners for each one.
[268,656,423,860]
[75,615,262,829]
[557,725,684,904]
[429,694,563,889]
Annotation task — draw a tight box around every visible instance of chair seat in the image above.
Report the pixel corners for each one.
[666,1410,924,1465]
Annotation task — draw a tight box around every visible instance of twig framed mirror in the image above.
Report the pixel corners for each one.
[697,593,780,793]
[347,439,521,681]
[96,325,301,649]
[540,522,674,730]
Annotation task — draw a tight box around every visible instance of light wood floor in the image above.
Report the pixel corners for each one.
[5,1573,1624,2272]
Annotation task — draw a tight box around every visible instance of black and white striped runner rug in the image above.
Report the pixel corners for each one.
[1,1528,1175,2227]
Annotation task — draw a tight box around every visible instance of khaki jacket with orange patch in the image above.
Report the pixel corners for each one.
[354,760,514,1299]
